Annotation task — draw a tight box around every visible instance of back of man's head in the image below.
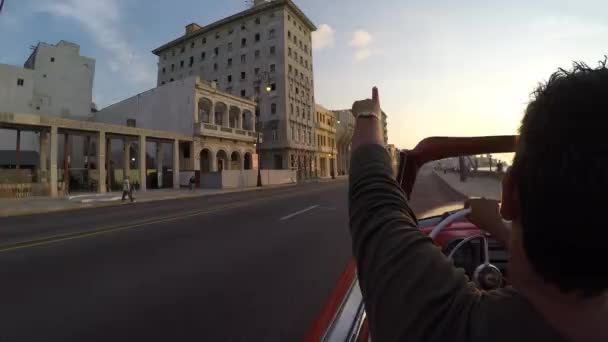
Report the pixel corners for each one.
[511,59,608,298]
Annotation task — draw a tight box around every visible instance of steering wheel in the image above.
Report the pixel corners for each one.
[429,208,504,290]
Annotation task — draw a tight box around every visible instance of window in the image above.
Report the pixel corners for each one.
[183,144,190,158]
[288,31,291,38]
[163,54,167,60]
[50,57,55,62]
[229,28,234,35]
[270,64,276,72]
[241,38,247,47]
[189,56,194,67]
[227,58,233,67]
[255,50,260,58]
[202,37,207,44]
[161,81,166,85]
[254,67,260,75]
[289,65,292,73]
[162,67,166,74]
[305,45,308,53]
[241,72,246,80]
[308,132,312,144]
[170,78,174,82]
[271,103,277,114]
[270,83,276,91]
[305,60,308,68]
[269,29,276,39]
[288,15,291,21]
[201,52,206,60]
[241,24,246,30]
[255,33,260,42]
[180,60,184,68]
[290,103,294,114]
[255,17,260,25]
[241,54,246,63]
[270,46,276,55]
[191,42,195,48]
[293,36,297,44]
[213,63,218,71]
[214,47,219,56]
[171,64,175,71]
[300,56,303,64]
[270,12,275,18]
[17,78,24,86]
[228,42,233,51]
[296,87,299,94]
[181,46,185,53]
[227,75,232,83]
[215,32,220,39]
[288,47,292,56]
[272,129,278,141]
[241,89,246,97]
[172,50,176,56]
[296,106,300,116]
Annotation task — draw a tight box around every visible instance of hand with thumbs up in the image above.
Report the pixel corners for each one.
[351,87,384,151]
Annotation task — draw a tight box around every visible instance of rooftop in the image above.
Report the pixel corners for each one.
[152,0,316,55]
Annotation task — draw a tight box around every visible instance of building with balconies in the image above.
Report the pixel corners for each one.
[96,76,259,176]
[314,104,337,178]
[151,0,317,176]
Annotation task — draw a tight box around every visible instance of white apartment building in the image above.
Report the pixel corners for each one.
[151,0,317,175]
[0,40,95,168]
[314,104,337,178]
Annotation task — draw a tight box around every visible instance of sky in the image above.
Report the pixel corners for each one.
[2,0,608,149]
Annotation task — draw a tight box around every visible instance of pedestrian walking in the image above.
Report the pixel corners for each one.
[122,176,134,202]
[189,175,196,191]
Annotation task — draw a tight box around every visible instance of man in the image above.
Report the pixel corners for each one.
[349,62,607,342]
[122,176,134,203]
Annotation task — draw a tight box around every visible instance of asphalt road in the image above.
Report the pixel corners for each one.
[0,172,461,341]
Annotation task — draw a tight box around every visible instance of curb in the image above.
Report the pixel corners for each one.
[432,171,468,201]
[0,183,297,218]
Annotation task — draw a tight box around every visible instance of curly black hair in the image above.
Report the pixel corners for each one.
[511,58,608,297]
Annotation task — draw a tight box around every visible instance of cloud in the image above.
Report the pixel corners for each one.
[312,24,336,50]
[355,49,372,61]
[36,0,154,87]
[350,30,373,48]
[349,30,376,62]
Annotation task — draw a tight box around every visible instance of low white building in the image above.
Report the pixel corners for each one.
[96,76,260,178]
[0,40,95,168]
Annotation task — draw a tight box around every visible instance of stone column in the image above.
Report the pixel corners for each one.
[15,129,21,169]
[209,103,215,125]
[50,126,58,197]
[223,109,229,128]
[123,139,131,181]
[97,131,107,193]
[210,152,218,172]
[237,109,243,129]
[105,136,111,192]
[39,131,48,183]
[173,139,180,189]
[156,142,163,188]
[139,135,147,191]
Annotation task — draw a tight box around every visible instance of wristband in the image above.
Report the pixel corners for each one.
[357,111,380,119]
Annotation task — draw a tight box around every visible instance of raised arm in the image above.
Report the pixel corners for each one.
[349,87,480,342]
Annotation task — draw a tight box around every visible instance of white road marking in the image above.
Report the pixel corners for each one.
[279,205,320,221]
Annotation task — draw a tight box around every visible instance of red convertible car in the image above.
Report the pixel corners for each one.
[305,135,517,342]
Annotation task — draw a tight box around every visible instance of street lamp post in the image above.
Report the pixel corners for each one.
[254,71,272,187]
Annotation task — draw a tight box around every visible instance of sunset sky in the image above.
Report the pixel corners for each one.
[2,0,608,149]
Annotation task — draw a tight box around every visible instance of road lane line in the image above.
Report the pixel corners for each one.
[0,185,340,253]
[279,205,320,221]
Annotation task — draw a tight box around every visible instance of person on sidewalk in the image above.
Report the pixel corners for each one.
[349,65,607,342]
[122,176,134,203]
[189,175,196,191]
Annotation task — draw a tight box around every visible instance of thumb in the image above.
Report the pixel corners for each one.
[372,86,380,106]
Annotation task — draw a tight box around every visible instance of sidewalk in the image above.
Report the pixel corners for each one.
[0,184,296,218]
[434,171,502,199]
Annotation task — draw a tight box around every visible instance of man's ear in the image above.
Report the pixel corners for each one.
[501,167,520,221]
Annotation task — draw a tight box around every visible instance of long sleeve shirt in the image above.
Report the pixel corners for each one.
[348,143,566,342]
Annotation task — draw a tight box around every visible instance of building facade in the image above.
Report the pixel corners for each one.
[151,0,316,174]
[314,104,337,178]
[386,144,400,175]
[334,109,355,175]
[96,76,258,176]
[0,40,95,168]
[381,110,388,146]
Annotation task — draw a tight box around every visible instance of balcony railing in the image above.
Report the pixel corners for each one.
[194,122,261,143]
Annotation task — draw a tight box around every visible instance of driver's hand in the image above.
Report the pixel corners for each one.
[465,198,510,243]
